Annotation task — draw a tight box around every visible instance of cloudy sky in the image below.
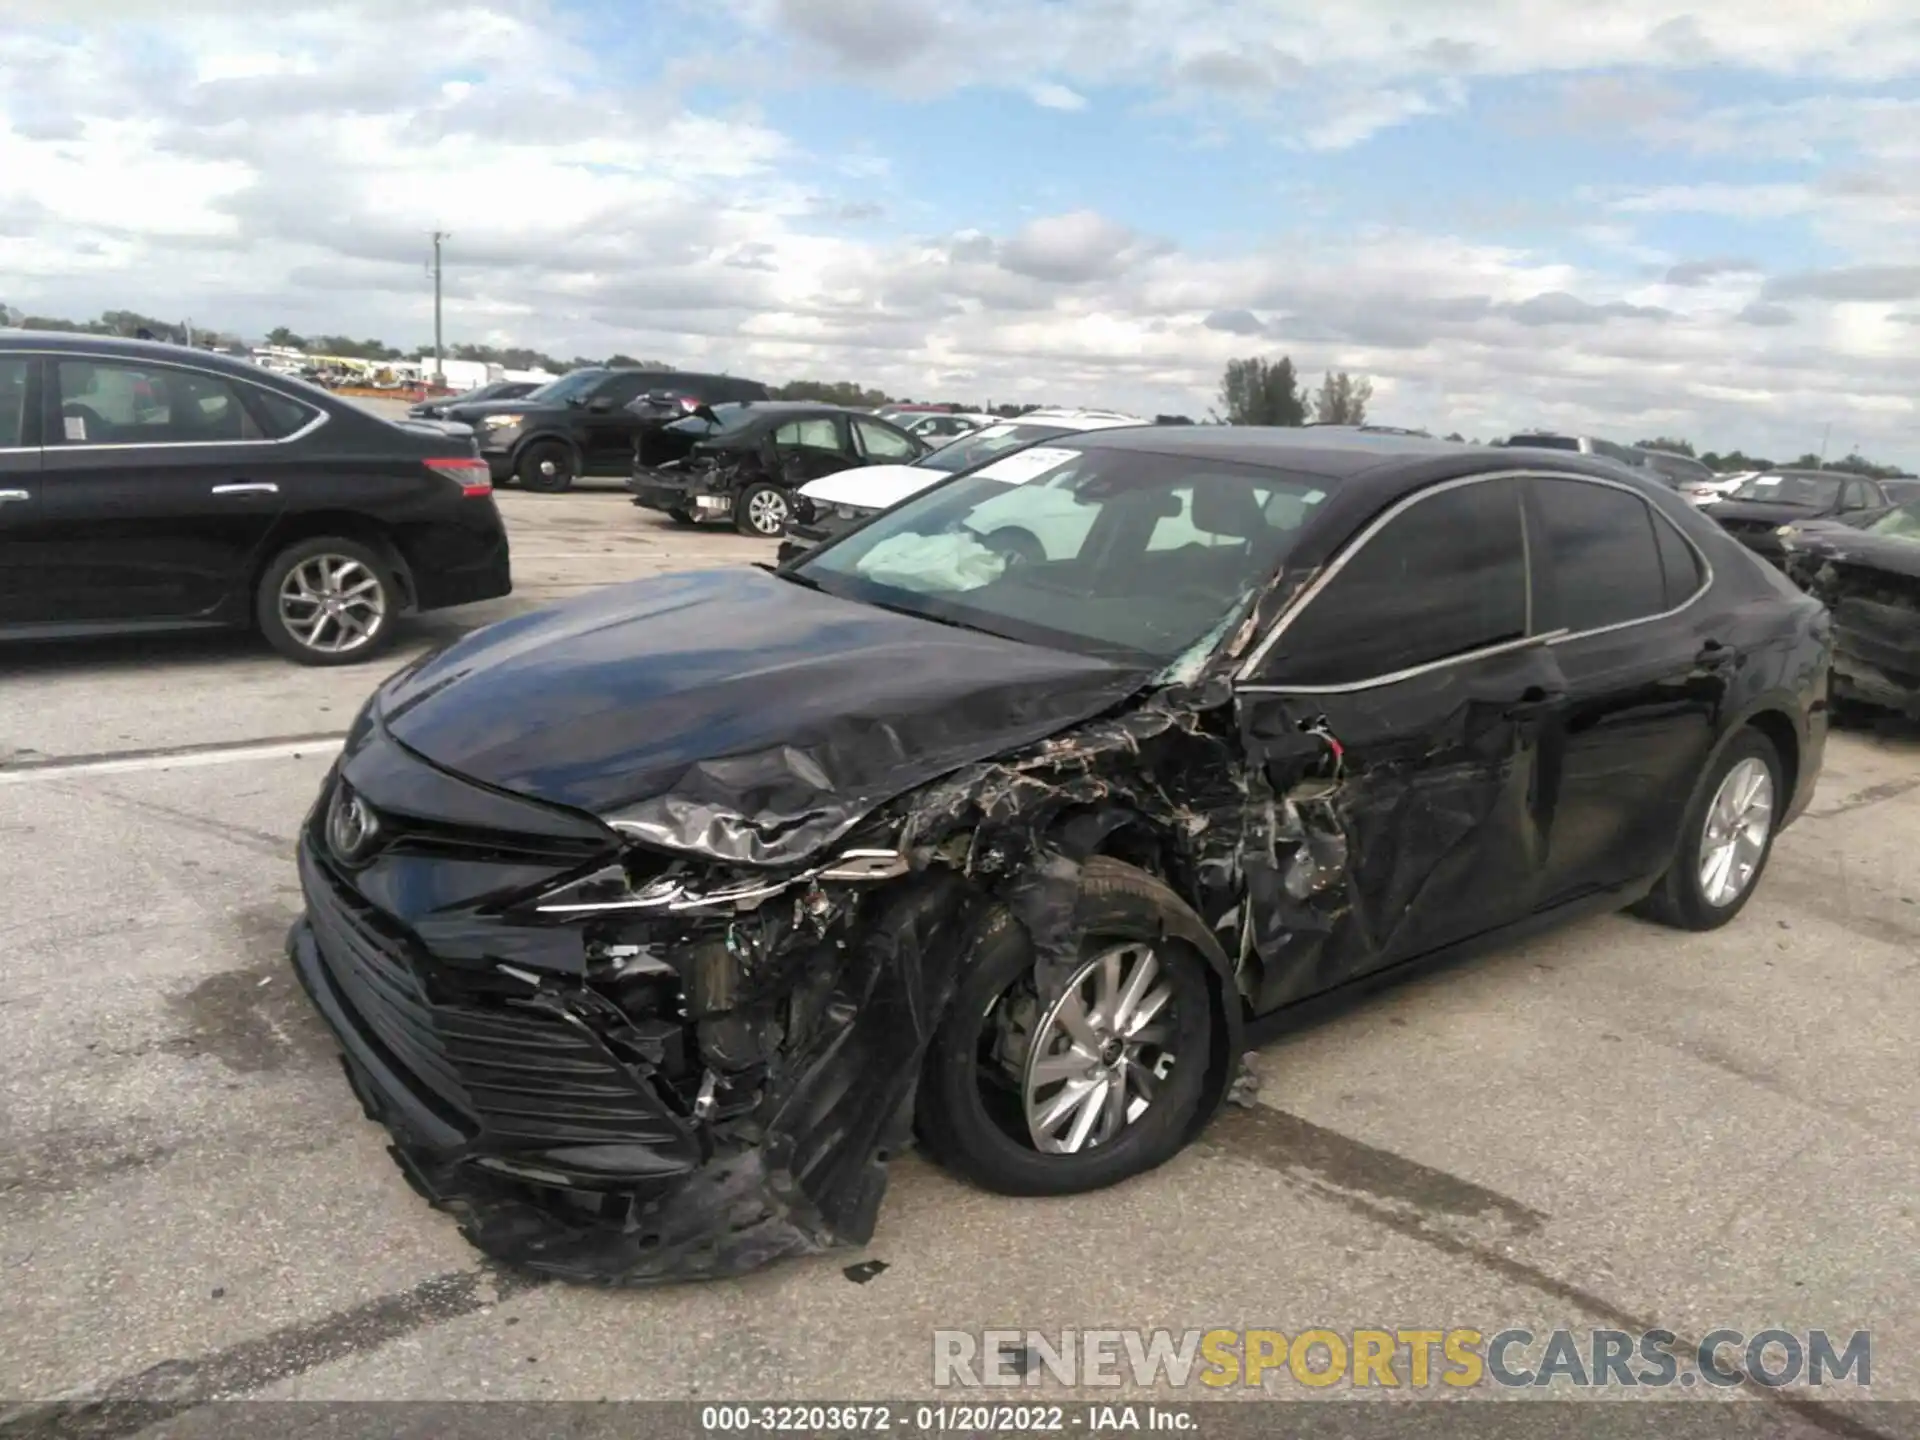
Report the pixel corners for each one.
[2,0,1917,464]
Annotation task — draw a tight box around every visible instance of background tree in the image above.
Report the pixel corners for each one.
[774,378,893,407]
[1635,435,1696,457]
[265,326,307,349]
[1218,355,1306,426]
[1310,369,1373,426]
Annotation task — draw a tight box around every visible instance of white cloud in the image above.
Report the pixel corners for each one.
[1028,82,1088,112]
[1,2,1917,464]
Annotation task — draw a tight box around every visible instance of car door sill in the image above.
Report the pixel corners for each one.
[0,617,231,641]
[1241,877,1654,1049]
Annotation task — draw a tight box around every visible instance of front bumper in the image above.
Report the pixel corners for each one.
[284,741,978,1284]
[778,509,870,564]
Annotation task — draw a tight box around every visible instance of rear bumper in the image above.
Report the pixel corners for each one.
[406,524,511,612]
[629,472,731,517]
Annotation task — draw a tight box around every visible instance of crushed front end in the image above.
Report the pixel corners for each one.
[1784,549,1920,716]
[289,714,981,1284]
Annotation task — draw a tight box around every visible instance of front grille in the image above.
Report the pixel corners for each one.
[300,843,695,1161]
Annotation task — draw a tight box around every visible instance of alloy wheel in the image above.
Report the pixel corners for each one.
[747,488,789,535]
[277,554,387,656]
[1698,756,1775,907]
[1018,943,1179,1154]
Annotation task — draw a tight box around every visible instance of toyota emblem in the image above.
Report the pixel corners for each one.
[326,784,380,864]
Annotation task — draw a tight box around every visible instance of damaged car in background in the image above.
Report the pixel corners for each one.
[288,427,1831,1285]
[627,402,928,537]
[1706,469,1895,564]
[1779,498,1920,718]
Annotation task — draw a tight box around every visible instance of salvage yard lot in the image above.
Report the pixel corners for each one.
[5,481,1920,1420]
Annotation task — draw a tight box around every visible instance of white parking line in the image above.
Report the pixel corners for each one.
[0,736,344,785]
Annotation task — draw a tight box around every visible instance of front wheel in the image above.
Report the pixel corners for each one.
[256,537,399,666]
[515,440,576,493]
[1633,727,1784,930]
[735,482,791,537]
[915,861,1217,1197]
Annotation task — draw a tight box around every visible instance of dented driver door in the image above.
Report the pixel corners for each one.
[1230,474,1571,1017]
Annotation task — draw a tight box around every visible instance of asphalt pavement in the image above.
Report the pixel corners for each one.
[3,460,1918,1432]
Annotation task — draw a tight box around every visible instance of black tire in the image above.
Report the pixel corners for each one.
[735,482,791,537]
[666,507,697,525]
[983,526,1045,566]
[915,859,1218,1197]
[255,536,400,667]
[1633,727,1785,931]
[515,439,576,493]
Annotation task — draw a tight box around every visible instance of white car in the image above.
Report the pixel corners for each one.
[898,411,998,444]
[777,409,1149,561]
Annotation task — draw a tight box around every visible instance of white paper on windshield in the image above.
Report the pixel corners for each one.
[1754,476,1781,485]
[971,447,1081,485]
[64,415,86,440]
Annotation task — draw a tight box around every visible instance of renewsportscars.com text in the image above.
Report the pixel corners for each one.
[932,1328,1871,1391]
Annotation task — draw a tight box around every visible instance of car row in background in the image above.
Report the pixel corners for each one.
[441,367,776,492]
[1498,431,1722,500]
[776,409,1150,562]
[0,333,512,666]
[628,402,932,535]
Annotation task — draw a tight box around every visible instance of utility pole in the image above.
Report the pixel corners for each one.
[1819,422,1832,463]
[429,230,449,385]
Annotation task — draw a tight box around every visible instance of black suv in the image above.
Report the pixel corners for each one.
[444,368,772,492]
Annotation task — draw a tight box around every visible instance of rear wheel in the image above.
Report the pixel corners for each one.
[916,861,1217,1196]
[515,440,576,493]
[1634,727,1783,931]
[256,537,398,666]
[735,483,790,537]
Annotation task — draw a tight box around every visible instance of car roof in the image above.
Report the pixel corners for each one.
[700,401,889,420]
[0,331,273,376]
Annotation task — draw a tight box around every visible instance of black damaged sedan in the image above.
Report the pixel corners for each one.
[289,427,1831,1284]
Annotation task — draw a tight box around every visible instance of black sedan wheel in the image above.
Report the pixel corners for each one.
[1634,727,1783,931]
[516,440,576,493]
[916,860,1216,1196]
[256,537,398,666]
[735,483,790,537]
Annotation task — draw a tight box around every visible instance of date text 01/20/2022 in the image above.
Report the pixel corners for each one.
[697,1404,1197,1432]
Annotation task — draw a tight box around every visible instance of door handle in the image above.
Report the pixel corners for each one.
[211,482,278,496]
[1504,686,1566,720]
[0,489,29,505]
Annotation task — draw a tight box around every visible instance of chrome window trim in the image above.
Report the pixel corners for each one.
[12,347,331,449]
[1233,467,1716,692]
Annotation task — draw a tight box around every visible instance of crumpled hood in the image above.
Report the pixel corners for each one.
[378,567,1148,864]
[1782,527,1920,580]
[1712,498,1827,525]
[800,464,939,512]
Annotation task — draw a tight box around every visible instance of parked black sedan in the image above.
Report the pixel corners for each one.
[0,334,511,665]
[289,427,1829,1285]
[627,401,928,536]
[1708,469,1893,562]
[1779,499,1920,716]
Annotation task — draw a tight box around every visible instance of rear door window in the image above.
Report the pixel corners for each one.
[1260,477,1528,687]
[1530,477,1667,632]
[53,360,267,444]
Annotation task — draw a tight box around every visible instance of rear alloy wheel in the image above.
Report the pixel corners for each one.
[1634,728,1783,931]
[735,482,790,537]
[256,537,397,666]
[515,440,576,493]
[916,861,1217,1197]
